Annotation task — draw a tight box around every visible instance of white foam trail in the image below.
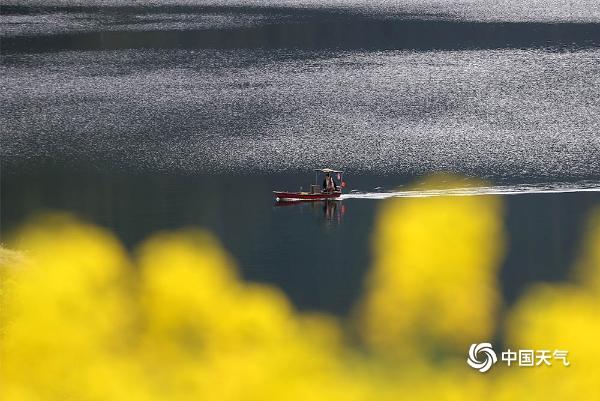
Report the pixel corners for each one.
[341,182,600,200]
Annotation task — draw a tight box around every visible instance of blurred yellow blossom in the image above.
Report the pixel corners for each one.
[500,205,600,401]
[0,214,136,401]
[0,215,361,401]
[2,176,600,401]
[357,175,506,356]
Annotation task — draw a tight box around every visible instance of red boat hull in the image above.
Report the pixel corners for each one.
[273,191,341,202]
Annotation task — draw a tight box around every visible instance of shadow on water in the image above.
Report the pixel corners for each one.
[3,5,600,53]
[3,166,600,314]
[274,199,347,225]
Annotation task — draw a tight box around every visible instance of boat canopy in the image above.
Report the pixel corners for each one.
[315,168,343,173]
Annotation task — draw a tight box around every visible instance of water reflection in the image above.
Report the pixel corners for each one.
[274,200,347,224]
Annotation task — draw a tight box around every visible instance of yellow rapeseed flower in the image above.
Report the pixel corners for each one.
[356,175,506,357]
[2,179,600,401]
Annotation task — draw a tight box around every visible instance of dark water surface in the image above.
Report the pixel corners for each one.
[2,2,600,315]
[3,168,600,314]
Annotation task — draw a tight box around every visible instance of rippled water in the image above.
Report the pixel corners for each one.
[3,48,600,179]
[4,0,600,23]
[3,2,600,180]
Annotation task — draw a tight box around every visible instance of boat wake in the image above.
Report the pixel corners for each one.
[341,182,600,200]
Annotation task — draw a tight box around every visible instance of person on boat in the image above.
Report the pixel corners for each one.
[322,172,336,193]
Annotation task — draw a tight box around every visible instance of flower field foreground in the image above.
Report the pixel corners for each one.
[2,176,600,400]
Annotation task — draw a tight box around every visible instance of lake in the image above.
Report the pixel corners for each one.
[2,0,600,316]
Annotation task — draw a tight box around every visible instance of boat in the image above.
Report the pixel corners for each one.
[274,168,345,202]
